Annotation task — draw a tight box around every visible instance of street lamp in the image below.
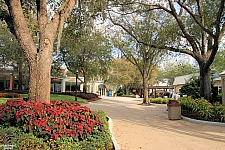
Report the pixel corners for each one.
[75,70,78,101]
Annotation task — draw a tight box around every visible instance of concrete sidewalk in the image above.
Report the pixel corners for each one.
[84,97,225,150]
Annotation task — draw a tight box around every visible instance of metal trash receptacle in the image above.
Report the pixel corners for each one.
[167,100,181,120]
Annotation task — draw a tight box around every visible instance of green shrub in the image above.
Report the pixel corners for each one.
[0,124,112,150]
[179,77,200,99]
[216,94,222,103]
[179,77,220,103]
[178,97,225,122]
[115,88,124,96]
[0,126,50,150]
[150,98,173,104]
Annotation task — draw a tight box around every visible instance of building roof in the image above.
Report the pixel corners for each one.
[220,70,225,76]
[213,77,221,81]
[173,73,199,86]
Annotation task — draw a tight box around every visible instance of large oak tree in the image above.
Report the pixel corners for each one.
[108,0,225,101]
[61,29,112,92]
[0,0,78,102]
[106,58,143,95]
[0,0,107,102]
[110,12,165,104]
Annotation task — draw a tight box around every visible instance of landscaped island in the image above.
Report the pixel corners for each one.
[0,95,113,150]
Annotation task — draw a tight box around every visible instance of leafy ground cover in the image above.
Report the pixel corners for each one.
[0,99,113,150]
[150,98,173,104]
[178,97,225,122]
[150,97,225,123]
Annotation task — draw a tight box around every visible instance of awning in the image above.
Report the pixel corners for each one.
[98,84,106,89]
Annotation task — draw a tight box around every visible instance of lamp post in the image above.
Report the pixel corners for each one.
[9,73,13,90]
[75,70,78,101]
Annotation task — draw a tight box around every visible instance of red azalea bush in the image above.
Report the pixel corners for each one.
[0,99,104,141]
[0,93,20,98]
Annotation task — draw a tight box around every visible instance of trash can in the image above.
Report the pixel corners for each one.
[108,90,112,97]
[167,100,181,120]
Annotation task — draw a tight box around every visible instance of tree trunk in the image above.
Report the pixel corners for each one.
[83,84,87,93]
[28,45,52,103]
[199,64,211,101]
[4,0,77,103]
[125,85,129,95]
[28,62,38,101]
[142,72,149,104]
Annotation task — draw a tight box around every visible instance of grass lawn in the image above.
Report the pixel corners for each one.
[0,94,87,104]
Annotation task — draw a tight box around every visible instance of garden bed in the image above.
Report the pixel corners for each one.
[178,97,225,123]
[0,99,113,150]
[0,93,20,98]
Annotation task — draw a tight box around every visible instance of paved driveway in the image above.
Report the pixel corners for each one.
[84,97,225,150]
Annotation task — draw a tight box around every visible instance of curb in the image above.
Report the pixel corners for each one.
[107,116,121,150]
[87,98,102,104]
[181,116,225,127]
[164,111,225,127]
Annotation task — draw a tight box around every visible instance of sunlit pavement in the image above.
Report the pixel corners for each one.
[84,96,225,150]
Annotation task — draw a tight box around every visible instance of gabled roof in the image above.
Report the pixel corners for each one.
[173,73,199,86]
[220,70,225,76]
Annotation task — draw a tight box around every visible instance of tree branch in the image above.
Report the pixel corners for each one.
[205,1,225,70]
[164,46,195,58]
[49,0,77,50]
[4,0,37,59]
[0,9,15,35]
[108,12,144,45]
[166,0,200,53]
[177,1,215,38]
[216,0,225,41]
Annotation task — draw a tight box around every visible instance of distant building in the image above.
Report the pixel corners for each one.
[0,67,112,97]
[0,69,29,90]
[213,77,222,93]
[173,73,222,94]
[149,79,174,98]
[173,73,199,94]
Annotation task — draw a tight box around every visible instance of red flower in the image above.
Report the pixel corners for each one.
[28,125,33,130]
[40,121,47,127]
[45,127,53,132]
[0,99,106,141]
[25,110,30,115]
[70,133,76,138]
[50,133,59,140]
[33,120,40,126]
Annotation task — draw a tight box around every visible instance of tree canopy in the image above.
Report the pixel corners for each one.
[61,26,112,92]
[0,0,108,102]
[211,50,225,73]
[0,24,28,90]
[158,60,199,85]
[107,0,225,101]
[106,58,142,94]
[110,11,165,104]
